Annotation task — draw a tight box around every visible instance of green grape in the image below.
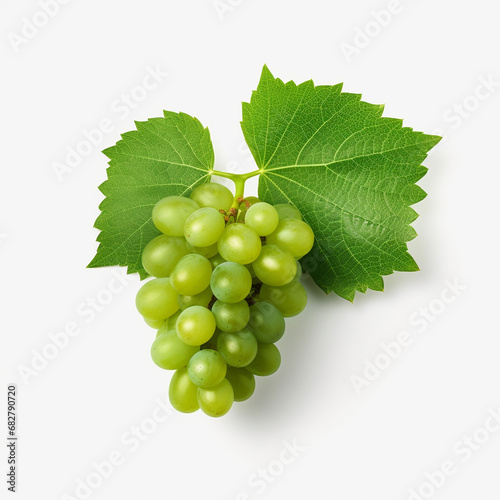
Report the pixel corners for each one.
[217,224,262,264]
[144,317,165,329]
[151,328,199,370]
[136,278,179,320]
[246,343,281,376]
[187,349,227,388]
[251,245,296,286]
[166,309,182,330]
[237,196,262,222]
[169,367,199,413]
[245,202,279,236]
[189,182,234,212]
[186,241,219,258]
[217,328,258,368]
[184,207,226,247]
[259,280,307,317]
[156,324,169,337]
[209,254,226,269]
[178,286,213,310]
[176,306,216,346]
[141,235,188,278]
[225,367,255,402]
[274,204,303,221]
[266,219,314,259]
[152,196,199,236]
[212,300,250,332]
[170,254,212,296]
[197,379,234,417]
[248,301,285,344]
[210,262,252,303]
[295,260,303,280]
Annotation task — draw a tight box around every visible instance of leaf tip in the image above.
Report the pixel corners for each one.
[87,254,100,270]
[102,146,114,159]
[261,64,274,79]
[428,133,443,148]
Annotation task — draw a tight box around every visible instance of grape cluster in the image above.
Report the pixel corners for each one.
[135,182,314,417]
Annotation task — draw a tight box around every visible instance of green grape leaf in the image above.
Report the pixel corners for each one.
[241,66,441,301]
[88,111,213,278]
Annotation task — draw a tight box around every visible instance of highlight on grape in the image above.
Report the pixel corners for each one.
[136,182,314,417]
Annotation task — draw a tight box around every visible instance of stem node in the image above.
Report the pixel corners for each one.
[210,169,261,210]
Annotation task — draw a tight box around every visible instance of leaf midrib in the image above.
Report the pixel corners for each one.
[114,152,209,172]
[263,138,433,174]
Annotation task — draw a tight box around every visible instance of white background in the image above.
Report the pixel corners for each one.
[1,1,499,499]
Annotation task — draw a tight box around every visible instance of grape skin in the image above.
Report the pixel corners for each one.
[210,262,252,304]
[189,183,234,212]
[266,219,314,259]
[237,196,262,222]
[197,379,234,417]
[251,245,297,286]
[187,349,227,388]
[186,241,219,258]
[177,286,213,310]
[184,207,225,247]
[212,300,250,333]
[248,301,285,344]
[151,328,199,370]
[142,235,188,278]
[153,196,199,236]
[136,278,179,320]
[246,343,281,376]
[169,367,200,413]
[259,280,307,317]
[274,204,302,221]
[295,260,303,280]
[176,306,216,346]
[245,202,279,236]
[217,328,258,368]
[170,254,212,296]
[225,367,255,402]
[144,317,166,329]
[217,224,262,265]
[166,309,182,331]
[209,254,226,269]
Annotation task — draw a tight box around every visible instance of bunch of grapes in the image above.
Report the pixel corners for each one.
[135,182,314,417]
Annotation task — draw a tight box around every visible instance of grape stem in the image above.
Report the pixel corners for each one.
[210,169,261,210]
